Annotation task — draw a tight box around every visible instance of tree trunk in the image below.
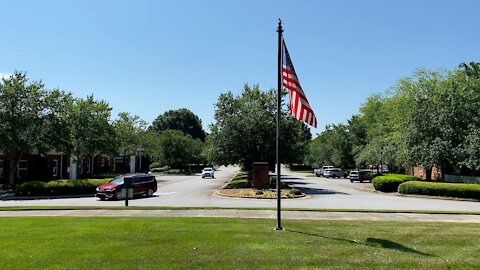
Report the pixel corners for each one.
[8,152,22,188]
[425,166,432,181]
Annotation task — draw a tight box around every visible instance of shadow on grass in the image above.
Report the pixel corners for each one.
[365,238,433,256]
[286,229,434,257]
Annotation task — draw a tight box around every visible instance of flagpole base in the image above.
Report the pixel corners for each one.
[274,226,284,231]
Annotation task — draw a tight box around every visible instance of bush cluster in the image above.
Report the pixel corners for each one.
[149,162,163,169]
[15,179,109,197]
[399,181,480,200]
[372,174,422,192]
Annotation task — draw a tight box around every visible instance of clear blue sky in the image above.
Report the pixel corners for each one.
[1,0,479,135]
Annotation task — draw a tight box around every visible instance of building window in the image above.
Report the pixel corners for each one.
[18,160,28,178]
[52,160,58,177]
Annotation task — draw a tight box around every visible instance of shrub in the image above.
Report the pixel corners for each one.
[399,181,480,200]
[290,188,302,195]
[372,174,422,192]
[15,179,109,197]
[149,162,162,169]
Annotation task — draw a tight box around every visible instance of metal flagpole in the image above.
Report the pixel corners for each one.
[275,19,283,231]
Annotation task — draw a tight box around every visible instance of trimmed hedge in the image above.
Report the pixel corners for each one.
[15,179,110,197]
[399,181,480,200]
[372,174,422,192]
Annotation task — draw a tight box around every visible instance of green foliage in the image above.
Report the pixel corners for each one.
[150,108,206,141]
[372,174,422,192]
[149,162,163,169]
[405,66,480,177]
[0,71,72,185]
[155,130,204,169]
[399,181,480,199]
[113,112,151,156]
[207,84,311,170]
[15,179,109,196]
[305,124,354,168]
[65,95,116,160]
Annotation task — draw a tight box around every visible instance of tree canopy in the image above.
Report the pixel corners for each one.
[150,108,206,141]
[206,84,311,170]
[306,62,480,179]
[0,71,63,185]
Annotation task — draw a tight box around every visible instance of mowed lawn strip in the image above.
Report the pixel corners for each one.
[0,217,479,269]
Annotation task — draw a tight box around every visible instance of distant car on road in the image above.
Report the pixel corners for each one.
[324,168,343,178]
[201,167,215,178]
[349,170,373,183]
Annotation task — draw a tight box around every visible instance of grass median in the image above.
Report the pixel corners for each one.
[0,217,478,269]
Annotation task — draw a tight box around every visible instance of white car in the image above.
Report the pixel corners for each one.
[323,168,343,178]
[314,165,335,177]
[201,167,215,178]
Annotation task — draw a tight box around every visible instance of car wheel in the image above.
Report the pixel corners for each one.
[316,173,320,177]
[350,179,353,183]
[116,192,123,200]
[360,180,363,183]
[100,197,105,201]
[146,188,154,197]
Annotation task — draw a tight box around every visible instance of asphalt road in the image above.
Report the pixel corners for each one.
[1,166,479,212]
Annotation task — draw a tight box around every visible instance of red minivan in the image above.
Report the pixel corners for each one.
[96,173,157,200]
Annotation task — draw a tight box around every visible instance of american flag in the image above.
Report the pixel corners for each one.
[282,39,317,128]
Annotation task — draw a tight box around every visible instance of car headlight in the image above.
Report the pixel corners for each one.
[106,188,116,192]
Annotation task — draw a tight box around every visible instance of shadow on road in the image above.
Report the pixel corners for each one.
[286,229,435,257]
[294,187,349,195]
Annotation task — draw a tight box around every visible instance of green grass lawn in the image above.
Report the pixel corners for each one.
[0,217,479,269]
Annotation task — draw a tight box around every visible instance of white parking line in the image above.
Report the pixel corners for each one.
[155,192,176,195]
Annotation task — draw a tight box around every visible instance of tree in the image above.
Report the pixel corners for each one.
[64,95,116,164]
[155,130,204,169]
[113,112,150,156]
[305,124,353,168]
[207,84,311,170]
[0,71,69,186]
[150,108,206,141]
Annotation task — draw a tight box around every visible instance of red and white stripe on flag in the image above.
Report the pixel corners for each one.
[281,39,317,128]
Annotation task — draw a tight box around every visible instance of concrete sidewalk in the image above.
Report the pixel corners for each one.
[1,209,480,223]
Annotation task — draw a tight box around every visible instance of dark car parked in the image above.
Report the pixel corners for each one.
[96,173,157,200]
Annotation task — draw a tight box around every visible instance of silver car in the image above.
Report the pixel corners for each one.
[323,168,343,178]
[201,167,215,178]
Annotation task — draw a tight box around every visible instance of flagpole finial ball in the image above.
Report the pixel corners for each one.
[277,19,283,33]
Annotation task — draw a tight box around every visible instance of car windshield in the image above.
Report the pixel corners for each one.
[350,172,359,175]
[203,168,213,171]
[109,177,124,185]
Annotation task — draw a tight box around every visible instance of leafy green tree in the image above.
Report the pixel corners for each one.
[156,130,204,169]
[207,84,311,170]
[150,108,206,141]
[305,124,353,168]
[65,95,116,162]
[113,112,150,156]
[0,71,70,186]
